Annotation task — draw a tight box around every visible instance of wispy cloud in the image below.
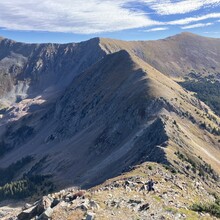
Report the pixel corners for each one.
[144,0,220,15]
[0,0,159,34]
[181,22,213,29]
[0,0,219,34]
[204,31,220,34]
[143,27,169,32]
[167,13,220,25]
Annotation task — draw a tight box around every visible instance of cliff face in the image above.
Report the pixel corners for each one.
[0,34,219,191]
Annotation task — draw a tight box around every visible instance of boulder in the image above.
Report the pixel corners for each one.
[36,196,53,214]
[42,196,53,209]
[128,199,142,207]
[139,203,150,212]
[38,207,53,220]
[51,198,60,208]
[89,200,100,210]
[139,184,147,191]
[86,212,95,220]
[76,204,88,212]
[17,205,38,220]
[18,196,54,220]
[64,197,70,202]
[59,201,69,207]
[23,203,32,210]
[68,191,85,201]
[125,186,131,192]
[113,183,120,188]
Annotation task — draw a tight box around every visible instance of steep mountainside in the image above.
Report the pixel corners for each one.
[0,37,105,105]
[0,33,219,203]
[99,32,220,132]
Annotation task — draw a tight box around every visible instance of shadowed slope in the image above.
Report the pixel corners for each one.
[0,37,106,104]
[0,50,170,188]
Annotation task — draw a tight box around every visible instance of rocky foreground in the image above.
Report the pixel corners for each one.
[1,162,219,220]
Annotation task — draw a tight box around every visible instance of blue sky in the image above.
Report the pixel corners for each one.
[0,0,220,43]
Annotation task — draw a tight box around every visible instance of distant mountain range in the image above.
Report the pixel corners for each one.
[0,32,219,192]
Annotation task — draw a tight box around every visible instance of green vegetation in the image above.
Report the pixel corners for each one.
[191,195,220,218]
[148,165,153,170]
[0,179,31,200]
[163,164,177,174]
[0,156,55,201]
[165,207,178,214]
[0,106,7,114]
[0,174,54,201]
[180,77,220,116]
[211,127,220,135]
[198,121,220,135]
[0,156,33,186]
[180,76,220,134]
[175,151,219,180]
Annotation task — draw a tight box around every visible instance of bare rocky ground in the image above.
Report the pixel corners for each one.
[0,200,23,220]
[2,162,219,220]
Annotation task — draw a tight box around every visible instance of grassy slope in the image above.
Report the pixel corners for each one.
[127,53,220,175]
[99,32,220,78]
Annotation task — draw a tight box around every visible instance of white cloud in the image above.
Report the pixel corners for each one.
[144,0,220,15]
[0,0,219,34]
[143,27,169,32]
[204,31,220,33]
[181,22,213,29]
[167,13,220,25]
[0,0,159,34]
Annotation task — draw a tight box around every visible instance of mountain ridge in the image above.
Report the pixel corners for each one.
[0,32,215,44]
[0,32,219,86]
[0,32,219,195]
[0,48,219,188]
[99,33,220,77]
